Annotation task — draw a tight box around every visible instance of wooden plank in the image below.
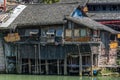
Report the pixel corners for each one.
[18,44,22,74]
[36,59,39,74]
[20,57,22,74]
[28,58,31,74]
[38,43,41,74]
[78,45,82,76]
[34,45,37,74]
[64,57,67,75]
[91,53,93,76]
[45,60,48,74]
[57,59,60,75]
[15,45,18,73]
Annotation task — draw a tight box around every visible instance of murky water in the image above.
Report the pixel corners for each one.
[0,74,120,80]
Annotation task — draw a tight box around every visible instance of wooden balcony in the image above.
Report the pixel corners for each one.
[65,37,90,42]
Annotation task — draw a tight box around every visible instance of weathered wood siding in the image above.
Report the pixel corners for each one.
[18,44,91,60]
[0,38,5,71]
[19,44,66,59]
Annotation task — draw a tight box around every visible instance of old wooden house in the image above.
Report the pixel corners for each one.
[87,0,120,67]
[0,0,120,75]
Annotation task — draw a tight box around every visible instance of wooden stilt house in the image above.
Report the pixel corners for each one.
[0,0,120,75]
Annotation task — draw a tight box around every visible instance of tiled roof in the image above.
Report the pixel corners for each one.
[88,0,120,4]
[87,12,120,20]
[8,3,80,29]
[66,16,119,34]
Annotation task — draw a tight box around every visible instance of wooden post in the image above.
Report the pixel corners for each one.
[98,42,102,67]
[34,45,37,74]
[4,43,8,73]
[20,57,22,74]
[45,60,48,74]
[18,44,22,74]
[15,44,18,73]
[64,56,67,75]
[57,59,60,75]
[91,53,93,76]
[36,59,39,74]
[38,43,41,74]
[28,58,31,74]
[72,22,74,42]
[16,44,19,73]
[78,45,82,76]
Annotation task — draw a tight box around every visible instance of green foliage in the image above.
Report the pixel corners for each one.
[116,58,120,65]
[101,68,112,74]
[43,0,60,4]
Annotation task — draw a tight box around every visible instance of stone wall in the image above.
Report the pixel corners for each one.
[98,43,108,66]
[108,49,117,65]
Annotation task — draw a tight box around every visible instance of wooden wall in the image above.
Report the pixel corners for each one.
[0,38,5,71]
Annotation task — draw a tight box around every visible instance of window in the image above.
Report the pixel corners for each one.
[68,21,72,29]
[47,28,55,35]
[65,29,72,37]
[41,29,47,37]
[80,29,87,37]
[56,28,63,37]
[25,29,39,36]
[110,34,116,41]
[74,28,87,37]
[87,4,120,11]
[74,29,80,37]
[46,28,55,38]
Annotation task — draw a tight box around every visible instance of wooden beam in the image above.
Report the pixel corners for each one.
[34,45,37,74]
[57,59,60,75]
[91,53,93,76]
[45,60,48,74]
[64,57,67,75]
[28,58,31,74]
[18,44,22,74]
[38,43,41,74]
[15,44,18,73]
[78,45,82,76]
[36,59,39,74]
[20,57,22,74]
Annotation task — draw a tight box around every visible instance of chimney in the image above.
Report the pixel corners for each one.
[3,0,6,12]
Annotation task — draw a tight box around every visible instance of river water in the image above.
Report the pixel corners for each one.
[0,74,120,80]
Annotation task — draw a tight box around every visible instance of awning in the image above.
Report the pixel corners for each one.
[66,16,120,34]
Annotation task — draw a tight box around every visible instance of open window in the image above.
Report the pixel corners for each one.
[41,29,47,37]
[56,28,63,37]
[74,28,87,37]
[25,29,39,36]
[80,29,87,37]
[74,29,80,37]
[65,29,72,37]
[46,28,55,38]
[46,28,55,43]
[55,28,63,43]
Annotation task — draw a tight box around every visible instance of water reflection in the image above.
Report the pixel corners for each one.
[0,74,120,80]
